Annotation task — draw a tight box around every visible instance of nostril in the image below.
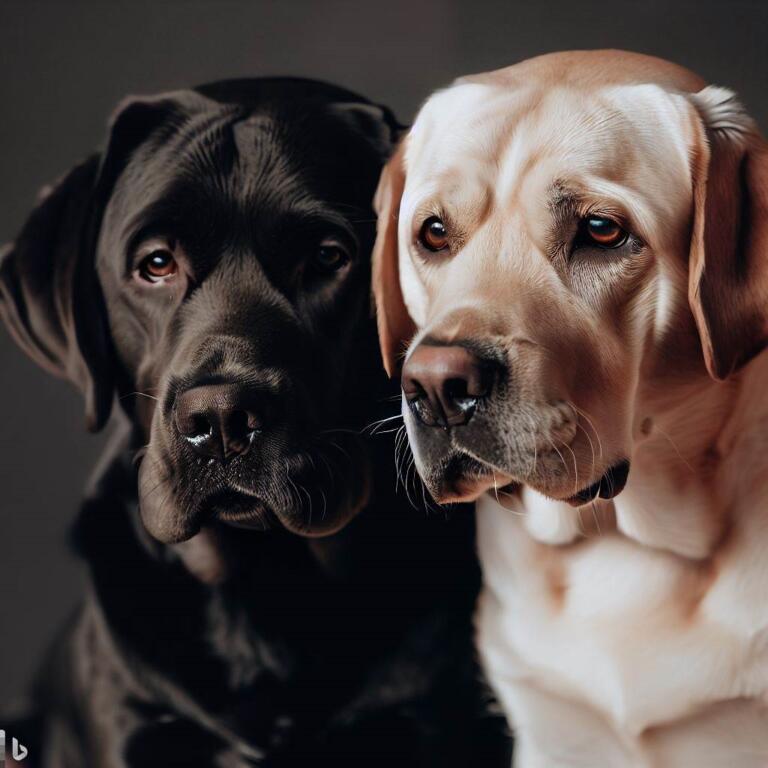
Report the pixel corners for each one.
[404,378,427,403]
[226,409,262,439]
[188,414,213,439]
[174,407,213,439]
[219,409,261,460]
[442,376,480,426]
[444,377,470,401]
[445,369,492,402]
[229,410,248,436]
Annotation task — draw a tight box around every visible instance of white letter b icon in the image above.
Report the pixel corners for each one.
[12,737,28,762]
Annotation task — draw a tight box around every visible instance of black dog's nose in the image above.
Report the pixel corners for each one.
[174,384,264,461]
[402,345,491,428]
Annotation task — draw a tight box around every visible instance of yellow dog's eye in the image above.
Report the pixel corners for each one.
[419,217,449,252]
[582,217,628,248]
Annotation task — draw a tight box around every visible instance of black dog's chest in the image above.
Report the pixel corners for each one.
[76,486,445,758]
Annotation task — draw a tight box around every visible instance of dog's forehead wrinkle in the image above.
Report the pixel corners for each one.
[195,254,297,314]
[408,82,515,184]
[115,107,313,235]
[130,106,237,180]
[232,115,303,195]
[547,179,581,209]
[180,120,239,183]
[484,87,692,228]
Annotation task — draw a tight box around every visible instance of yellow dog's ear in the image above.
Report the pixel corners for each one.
[372,138,416,378]
[688,86,768,380]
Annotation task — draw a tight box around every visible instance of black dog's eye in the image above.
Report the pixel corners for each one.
[134,240,179,284]
[311,240,350,273]
[141,251,177,280]
[577,216,628,249]
[418,216,449,252]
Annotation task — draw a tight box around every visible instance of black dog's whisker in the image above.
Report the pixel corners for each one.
[403,454,421,511]
[326,439,353,464]
[362,413,403,435]
[119,391,160,402]
[318,427,358,436]
[311,441,337,490]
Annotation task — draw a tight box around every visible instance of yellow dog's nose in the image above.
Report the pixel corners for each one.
[402,343,491,428]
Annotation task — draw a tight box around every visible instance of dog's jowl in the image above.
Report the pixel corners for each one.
[0,79,510,767]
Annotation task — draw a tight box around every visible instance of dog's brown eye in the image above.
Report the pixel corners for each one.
[139,248,178,282]
[419,217,449,252]
[582,217,627,248]
[312,241,350,273]
[135,240,179,283]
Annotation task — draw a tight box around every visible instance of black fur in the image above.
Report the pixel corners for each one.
[0,78,511,766]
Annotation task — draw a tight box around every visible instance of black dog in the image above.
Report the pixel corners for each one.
[0,79,510,766]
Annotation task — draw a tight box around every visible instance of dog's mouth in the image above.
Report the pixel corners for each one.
[563,460,631,507]
[420,446,630,509]
[406,394,631,508]
[420,452,509,504]
[204,489,279,531]
[137,431,369,544]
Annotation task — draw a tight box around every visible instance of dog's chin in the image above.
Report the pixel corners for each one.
[421,453,508,505]
[559,460,631,507]
[137,434,370,545]
[206,490,278,531]
[485,460,631,508]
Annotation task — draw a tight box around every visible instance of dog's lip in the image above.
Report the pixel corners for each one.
[563,460,631,507]
[205,489,278,531]
[219,518,267,530]
[139,429,370,543]
[430,453,515,504]
[436,478,493,504]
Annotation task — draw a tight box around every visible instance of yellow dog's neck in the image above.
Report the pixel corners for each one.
[475,351,768,758]
[618,350,768,561]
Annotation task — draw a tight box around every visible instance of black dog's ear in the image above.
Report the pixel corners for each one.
[330,101,405,159]
[0,95,181,432]
[0,154,110,431]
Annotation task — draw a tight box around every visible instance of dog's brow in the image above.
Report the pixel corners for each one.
[547,181,581,216]
[545,182,584,249]
[121,200,181,262]
[292,203,360,241]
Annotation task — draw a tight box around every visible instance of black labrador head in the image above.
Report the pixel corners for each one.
[1,78,400,549]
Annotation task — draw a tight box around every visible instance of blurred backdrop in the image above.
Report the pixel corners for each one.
[1,0,766,700]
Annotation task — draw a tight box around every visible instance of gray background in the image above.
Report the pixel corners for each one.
[1,0,766,701]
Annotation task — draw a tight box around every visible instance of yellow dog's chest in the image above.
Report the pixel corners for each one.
[475,495,768,767]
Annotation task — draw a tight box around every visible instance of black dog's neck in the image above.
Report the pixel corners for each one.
[70,446,359,749]
[72,419,480,742]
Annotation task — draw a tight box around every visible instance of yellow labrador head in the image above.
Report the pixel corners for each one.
[373,50,768,506]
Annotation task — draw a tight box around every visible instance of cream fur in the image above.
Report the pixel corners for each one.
[376,51,768,767]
